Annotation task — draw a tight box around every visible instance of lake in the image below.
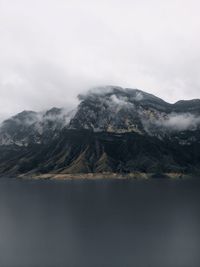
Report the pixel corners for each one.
[0,177,200,267]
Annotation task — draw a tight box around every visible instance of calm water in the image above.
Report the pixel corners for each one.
[0,178,200,267]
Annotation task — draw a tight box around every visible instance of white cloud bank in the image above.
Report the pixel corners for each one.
[159,113,200,131]
[1,0,200,120]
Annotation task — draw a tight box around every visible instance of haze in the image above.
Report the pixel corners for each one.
[1,0,200,121]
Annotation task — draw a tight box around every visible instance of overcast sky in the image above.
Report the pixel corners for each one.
[0,0,200,120]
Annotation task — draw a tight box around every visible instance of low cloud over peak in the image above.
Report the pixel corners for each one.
[158,113,200,131]
[1,0,200,121]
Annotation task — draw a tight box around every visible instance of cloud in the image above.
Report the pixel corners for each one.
[78,86,120,100]
[159,113,200,131]
[135,92,144,101]
[110,94,128,106]
[1,0,200,121]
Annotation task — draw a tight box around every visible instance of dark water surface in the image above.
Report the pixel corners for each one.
[0,178,200,267]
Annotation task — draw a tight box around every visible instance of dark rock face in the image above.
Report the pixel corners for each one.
[0,86,200,176]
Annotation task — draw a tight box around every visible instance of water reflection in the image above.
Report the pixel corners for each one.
[0,178,199,267]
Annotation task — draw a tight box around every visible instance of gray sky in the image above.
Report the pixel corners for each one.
[1,0,200,120]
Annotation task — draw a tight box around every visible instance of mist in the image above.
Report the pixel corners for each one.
[143,112,200,132]
[1,0,200,120]
[159,113,200,131]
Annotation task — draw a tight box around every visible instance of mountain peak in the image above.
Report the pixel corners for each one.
[44,107,63,117]
[78,86,169,109]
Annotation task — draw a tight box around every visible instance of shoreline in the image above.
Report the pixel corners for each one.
[17,172,194,181]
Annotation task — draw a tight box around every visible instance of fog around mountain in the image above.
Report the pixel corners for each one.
[1,0,200,121]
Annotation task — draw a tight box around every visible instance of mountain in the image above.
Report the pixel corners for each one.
[0,86,200,177]
[0,107,75,146]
